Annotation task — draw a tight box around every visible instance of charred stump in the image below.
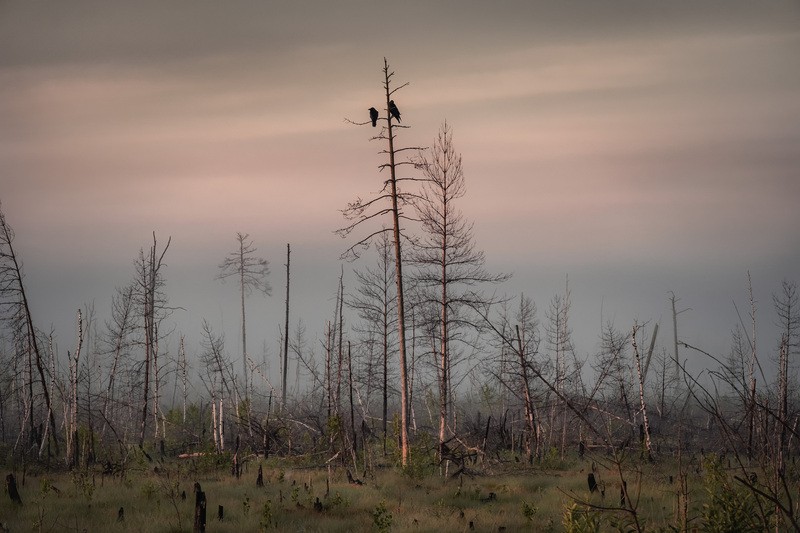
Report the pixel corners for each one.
[193,486,206,533]
[587,473,597,493]
[5,474,21,505]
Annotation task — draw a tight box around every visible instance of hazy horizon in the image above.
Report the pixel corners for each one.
[1,1,798,395]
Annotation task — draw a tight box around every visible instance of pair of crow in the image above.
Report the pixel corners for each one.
[368,100,401,127]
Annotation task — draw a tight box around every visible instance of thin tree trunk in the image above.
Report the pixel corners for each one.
[383,58,410,467]
[438,199,449,464]
[337,269,345,418]
[239,240,248,404]
[282,244,290,408]
[348,341,357,458]
[382,264,389,454]
[632,324,653,461]
[181,336,187,424]
[517,325,537,463]
[748,273,757,461]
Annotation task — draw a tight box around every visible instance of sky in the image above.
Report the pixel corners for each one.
[1,1,798,388]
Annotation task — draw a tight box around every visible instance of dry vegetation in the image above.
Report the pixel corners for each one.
[1,449,730,532]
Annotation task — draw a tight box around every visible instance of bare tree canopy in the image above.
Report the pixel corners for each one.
[217,232,272,297]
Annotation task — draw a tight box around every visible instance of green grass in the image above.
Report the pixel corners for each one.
[0,456,716,532]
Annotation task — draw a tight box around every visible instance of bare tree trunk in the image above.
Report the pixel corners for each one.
[348,341,357,459]
[180,335,187,424]
[139,238,156,447]
[517,325,538,463]
[239,241,248,404]
[39,333,56,458]
[671,292,680,381]
[632,324,653,461]
[138,233,170,448]
[211,392,219,453]
[282,243,290,408]
[382,267,389,454]
[153,321,160,442]
[383,60,411,467]
[337,269,345,418]
[325,321,332,423]
[218,394,224,452]
[438,226,449,464]
[747,273,757,461]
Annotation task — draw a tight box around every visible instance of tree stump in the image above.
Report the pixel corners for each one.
[217,504,224,521]
[256,465,264,487]
[587,473,597,493]
[5,474,22,505]
[194,487,206,533]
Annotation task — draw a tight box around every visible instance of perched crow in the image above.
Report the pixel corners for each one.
[369,107,379,127]
[388,100,401,122]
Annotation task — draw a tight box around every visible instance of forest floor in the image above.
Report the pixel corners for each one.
[0,450,717,532]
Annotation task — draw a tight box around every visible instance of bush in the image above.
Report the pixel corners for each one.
[700,456,768,533]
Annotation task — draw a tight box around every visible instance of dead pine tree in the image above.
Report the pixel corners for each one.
[338,58,420,467]
[217,232,271,416]
[411,121,508,468]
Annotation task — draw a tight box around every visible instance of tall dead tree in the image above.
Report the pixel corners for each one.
[339,59,418,466]
[0,201,59,457]
[217,233,271,406]
[135,232,171,449]
[412,121,508,464]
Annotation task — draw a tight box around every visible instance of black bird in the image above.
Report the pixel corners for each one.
[369,107,379,127]
[388,100,401,122]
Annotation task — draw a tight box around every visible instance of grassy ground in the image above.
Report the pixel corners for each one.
[0,454,701,532]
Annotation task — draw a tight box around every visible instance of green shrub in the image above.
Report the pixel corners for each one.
[700,457,767,533]
[372,499,393,532]
[563,503,602,533]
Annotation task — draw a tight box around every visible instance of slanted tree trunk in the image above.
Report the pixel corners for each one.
[0,204,59,457]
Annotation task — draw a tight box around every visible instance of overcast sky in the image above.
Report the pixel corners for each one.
[1,2,798,384]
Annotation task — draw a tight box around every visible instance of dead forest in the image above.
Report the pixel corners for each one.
[1,61,799,530]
